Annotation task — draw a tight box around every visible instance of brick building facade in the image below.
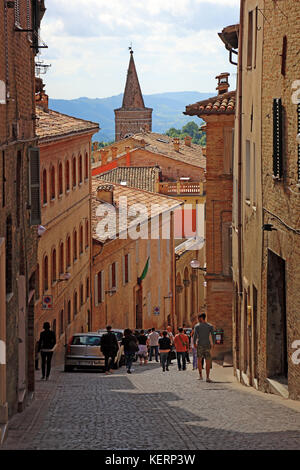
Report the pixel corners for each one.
[114,50,152,141]
[185,74,235,359]
[0,0,46,441]
[35,94,99,366]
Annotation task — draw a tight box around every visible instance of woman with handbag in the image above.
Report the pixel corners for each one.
[121,328,138,374]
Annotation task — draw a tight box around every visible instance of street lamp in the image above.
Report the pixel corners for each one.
[190,259,207,271]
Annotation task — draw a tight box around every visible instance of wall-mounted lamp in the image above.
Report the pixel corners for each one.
[190,259,207,271]
[262,224,277,232]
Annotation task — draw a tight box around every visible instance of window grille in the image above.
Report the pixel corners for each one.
[273,98,283,179]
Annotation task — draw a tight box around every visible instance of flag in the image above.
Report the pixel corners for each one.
[138,257,150,284]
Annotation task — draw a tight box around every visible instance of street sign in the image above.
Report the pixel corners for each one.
[153,306,160,315]
[42,295,53,310]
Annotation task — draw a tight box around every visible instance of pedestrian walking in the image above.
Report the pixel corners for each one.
[185,330,191,364]
[166,325,174,365]
[158,331,171,372]
[193,313,214,382]
[121,328,139,374]
[148,327,160,362]
[174,328,189,371]
[100,325,119,375]
[38,322,56,381]
[137,329,148,365]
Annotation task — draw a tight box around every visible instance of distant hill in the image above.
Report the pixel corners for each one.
[49,91,212,142]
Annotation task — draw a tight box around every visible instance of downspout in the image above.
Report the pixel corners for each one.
[238,0,245,298]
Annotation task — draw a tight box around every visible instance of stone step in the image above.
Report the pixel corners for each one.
[266,377,289,399]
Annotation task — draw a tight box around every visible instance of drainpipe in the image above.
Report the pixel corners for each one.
[238,0,245,298]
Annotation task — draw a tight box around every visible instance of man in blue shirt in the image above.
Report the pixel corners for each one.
[193,313,214,382]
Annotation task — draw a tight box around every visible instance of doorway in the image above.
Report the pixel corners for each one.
[267,250,288,378]
[135,288,143,329]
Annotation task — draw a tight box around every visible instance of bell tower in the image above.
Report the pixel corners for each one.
[114,49,152,141]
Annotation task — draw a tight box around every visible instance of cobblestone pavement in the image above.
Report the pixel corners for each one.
[2,360,300,450]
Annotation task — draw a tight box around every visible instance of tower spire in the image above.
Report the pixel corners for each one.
[122,49,145,109]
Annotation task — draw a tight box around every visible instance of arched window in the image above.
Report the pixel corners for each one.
[78,154,82,184]
[58,162,63,195]
[59,242,64,274]
[65,160,70,192]
[67,300,71,324]
[80,283,84,306]
[42,169,47,204]
[86,277,89,300]
[52,248,57,284]
[84,152,88,180]
[73,230,77,261]
[36,263,40,300]
[60,310,64,335]
[50,165,55,199]
[79,224,83,254]
[43,255,48,292]
[66,236,71,267]
[74,291,78,317]
[72,156,76,187]
[85,220,89,248]
[6,215,13,294]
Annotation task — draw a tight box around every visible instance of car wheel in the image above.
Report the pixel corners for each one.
[64,365,74,372]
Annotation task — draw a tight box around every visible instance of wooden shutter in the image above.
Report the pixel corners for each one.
[29,147,41,225]
[273,98,283,179]
[127,254,131,283]
[298,104,300,183]
[122,255,126,286]
[94,274,98,306]
[101,271,105,303]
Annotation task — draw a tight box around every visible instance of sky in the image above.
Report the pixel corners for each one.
[39,0,240,100]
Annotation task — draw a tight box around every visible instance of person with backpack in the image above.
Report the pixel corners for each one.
[38,322,56,381]
[121,328,138,374]
[174,327,189,371]
[100,325,119,375]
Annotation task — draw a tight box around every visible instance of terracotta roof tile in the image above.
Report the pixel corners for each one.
[36,106,99,141]
[184,90,236,117]
[91,178,182,243]
[99,166,160,192]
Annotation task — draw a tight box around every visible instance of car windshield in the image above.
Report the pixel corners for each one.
[71,336,101,346]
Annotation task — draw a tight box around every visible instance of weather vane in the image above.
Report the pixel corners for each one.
[129,42,133,53]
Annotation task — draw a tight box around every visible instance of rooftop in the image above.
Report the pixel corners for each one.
[91,179,182,243]
[36,106,99,142]
[99,166,161,192]
[184,90,236,117]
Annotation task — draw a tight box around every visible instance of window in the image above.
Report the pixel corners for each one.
[85,152,88,180]
[222,221,232,276]
[78,155,82,184]
[58,163,63,195]
[73,230,77,261]
[29,147,41,225]
[59,242,64,275]
[273,98,283,179]
[67,300,71,324]
[74,291,78,316]
[52,249,57,284]
[80,283,84,306]
[79,224,83,254]
[247,10,253,68]
[85,220,89,248]
[65,160,70,192]
[123,254,130,285]
[36,263,40,300]
[111,262,116,289]
[60,310,64,336]
[281,36,287,77]
[50,166,55,200]
[96,271,104,304]
[245,140,251,201]
[6,215,13,295]
[254,7,258,69]
[43,255,48,292]
[42,169,47,205]
[86,277,90,300]
[66,235,71,267]
[72,157,76,187]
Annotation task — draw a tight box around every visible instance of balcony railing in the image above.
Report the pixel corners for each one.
[158,181,205,195]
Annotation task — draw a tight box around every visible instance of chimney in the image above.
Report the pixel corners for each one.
[100,149,109,166]
[173,138,180,152]
[111,146,118,160]
[216,72,230,95]
[125,146,131,167]
[184,135,192,147]
[35,77,49,112]
[96,184,114,205]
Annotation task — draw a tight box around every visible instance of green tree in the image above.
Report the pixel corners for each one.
[165,121,206,146]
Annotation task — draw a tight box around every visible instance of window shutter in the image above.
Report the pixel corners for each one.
[273,98,283,179]
[101,271,105,303]
[127,254,131,283]
[29,147,41,225]
[122,255,126,286]
[109,264,112,290]
[115,261,118,290]
[297,104,300,183]
[224,128,233,174]
[94,274,98,306]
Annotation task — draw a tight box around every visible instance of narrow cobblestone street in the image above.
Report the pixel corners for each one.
[2,361,300,451]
